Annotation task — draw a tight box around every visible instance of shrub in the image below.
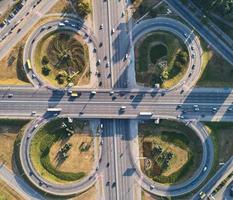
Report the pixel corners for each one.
[41,56,49,65]
[56,70,68,84]
[42,65,51,76]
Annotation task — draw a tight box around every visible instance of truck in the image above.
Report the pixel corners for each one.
[47,108,62,112]
[139,112,153,116]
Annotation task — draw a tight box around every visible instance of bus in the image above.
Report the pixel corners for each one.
[26,59,32,70]
[47,108,62,112]
[139,112,153,116]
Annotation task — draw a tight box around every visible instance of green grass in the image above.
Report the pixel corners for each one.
[30,118,86,183]
[197,38,233,87]
[135,31,189,88]
[34,30,89,87]
[149,44,167,64]
[139,120,202,184]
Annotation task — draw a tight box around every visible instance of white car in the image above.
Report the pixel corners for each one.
[58,22,65,27]
[111,28,115,34]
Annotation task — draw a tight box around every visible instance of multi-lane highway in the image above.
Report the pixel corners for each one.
[1,88,233,120]
[0,0,233,199]
[166,0,233,65]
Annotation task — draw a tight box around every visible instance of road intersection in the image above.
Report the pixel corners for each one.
[0,0,232,200]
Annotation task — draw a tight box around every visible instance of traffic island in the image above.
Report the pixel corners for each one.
[30,118,95,184]
[138,119,203,184]
[34,30,90,88]
[135,31,189,89]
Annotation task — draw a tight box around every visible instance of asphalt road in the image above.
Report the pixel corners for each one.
[0,0,59,60]
[193,156,233,200]
[166,0,233,65]
[1,88,233,121]
[20,117,98,196]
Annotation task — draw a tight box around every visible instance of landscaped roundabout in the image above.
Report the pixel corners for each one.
[34,30,90,88]
[138,119,203,184]
[135,31,189,89]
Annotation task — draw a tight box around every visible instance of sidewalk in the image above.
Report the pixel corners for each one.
[0,164,45,200]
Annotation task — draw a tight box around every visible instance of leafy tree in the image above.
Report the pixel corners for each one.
[42,56,49,65]
[42,65,51,76]
[56,70,67,84]
[76,0,91,18]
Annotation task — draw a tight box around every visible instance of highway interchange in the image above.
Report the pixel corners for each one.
[0,0,233,200]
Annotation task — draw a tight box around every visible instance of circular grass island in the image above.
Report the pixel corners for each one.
[30,118,96,184]
[135,31,189,89]
[138,119,203,185]
[34,31,90,88]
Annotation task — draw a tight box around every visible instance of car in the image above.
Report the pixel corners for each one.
[193,105,199,108]
[124,53,128,60]
[32,74,36,78]
[111,28,115,34]
[150,185,155,190]
[184,33,188,38]
[99,42,103,47]
[176,105,182,109]
[71,24,76,27]
[58,22,65,27]
[106,62,110,67]
[122,11,125,17]
[64,19,69,23]
[188,73,192,77]
[177,115,184,119]
[91,91,96,95]
[8,93,13,98]
[112,182,116,188]
[100,124,103,129]
[199,191,206,199]
[212,107,217,112]
[191,46,194,50]
[100,24,103,29]
[203,166,207,172]
[31,111,36,115]
[192,64,195,69]
[99,81,102,86]
[194,107,200,111]
[106,162,110,167]
[96,59,101,65]
[228,107,233,111]
[109,91,114,95]
[119,106,126,114]
[191,53,195,59]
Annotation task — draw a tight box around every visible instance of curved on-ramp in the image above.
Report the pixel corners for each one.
[23,17,98,90]
[129,117,214,197]
[19,117,100,196]
[130,17,202,93]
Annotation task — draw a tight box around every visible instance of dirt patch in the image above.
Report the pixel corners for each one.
[0,178,25,200]
[138,120,203,184]
[72,185,96,200]
[50,133,94,174]
[0,132,17,170]
[140,136,188,177]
